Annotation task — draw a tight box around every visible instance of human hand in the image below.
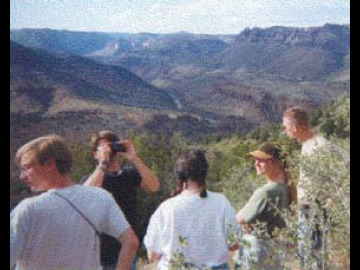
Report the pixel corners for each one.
[97,143,112,165]
[118,140,138,162]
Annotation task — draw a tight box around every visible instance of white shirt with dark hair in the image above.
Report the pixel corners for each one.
[144,190,241,269]
[10,185,130,270]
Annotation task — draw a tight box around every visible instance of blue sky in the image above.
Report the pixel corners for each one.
[10,0,350,34]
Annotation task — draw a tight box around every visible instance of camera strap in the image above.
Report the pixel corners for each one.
[53,191,101,237]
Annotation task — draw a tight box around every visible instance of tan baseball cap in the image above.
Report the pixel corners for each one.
[247,142,282,160]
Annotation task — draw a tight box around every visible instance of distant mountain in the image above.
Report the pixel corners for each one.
[10,25,350,125]
[10,28,121,55]
[220,24,350,80]
[11,24,350,82]
[10,25,350,205]
[10,40,175,182]
[10,29,231,57]
[10,41,255,158]
[10,41,177,114]
[10,40,179,173]
[102,24,349,82]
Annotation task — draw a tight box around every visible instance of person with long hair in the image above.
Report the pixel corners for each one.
[234,142,295,270]
[144,148,241,269]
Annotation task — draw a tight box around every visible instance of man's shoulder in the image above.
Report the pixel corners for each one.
[302,135,329,154]
[315,135,333,148]
[12,197,36,213]
[74,185,114,199]
[11,193,52,216]
[54,185,116,207]
[303,135,347,157]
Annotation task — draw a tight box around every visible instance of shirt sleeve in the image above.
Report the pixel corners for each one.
[100,192,130,239]
[10,200,32,267]
[239,189,267,224]
[144,205,163,254]
[224,199,242,248]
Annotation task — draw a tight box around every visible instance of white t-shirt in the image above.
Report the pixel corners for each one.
[144,190,241,270]
[301,135,331,157]
[299,135,349,205]
[10,185,130,270]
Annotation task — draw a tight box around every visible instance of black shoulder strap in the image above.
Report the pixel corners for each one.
[53,192,101,237]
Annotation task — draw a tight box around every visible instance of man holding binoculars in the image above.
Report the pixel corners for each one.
[83,130,160,270]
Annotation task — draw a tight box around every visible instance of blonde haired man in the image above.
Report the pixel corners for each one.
[10,135,139,270]
[283,107,349,269]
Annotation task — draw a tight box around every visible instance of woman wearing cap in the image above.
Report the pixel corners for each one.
[234,143,296,270]
[144,148,241,270]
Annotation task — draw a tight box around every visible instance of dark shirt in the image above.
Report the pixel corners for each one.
[82,166,142,266]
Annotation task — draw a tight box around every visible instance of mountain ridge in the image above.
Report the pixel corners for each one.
[10,24,350,133]
[10,24,350,81]
[10,41,177,114]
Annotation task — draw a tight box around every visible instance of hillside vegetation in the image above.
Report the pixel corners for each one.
[10,96,350,269]
[10,24,350,268]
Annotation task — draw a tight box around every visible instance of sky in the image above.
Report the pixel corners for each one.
[10,0,350,34]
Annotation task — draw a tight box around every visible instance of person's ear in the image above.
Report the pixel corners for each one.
[43,158,56,171]
[293,125,300,133]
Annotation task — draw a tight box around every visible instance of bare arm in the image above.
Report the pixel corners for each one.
[229,243,240,252]
[83,143,111,187]
[83,166,106,187]
[236,212,253,234]
[121,141,160,193]
[131,157,160,192]
[116,228,140,270]
[148,250,162,263]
